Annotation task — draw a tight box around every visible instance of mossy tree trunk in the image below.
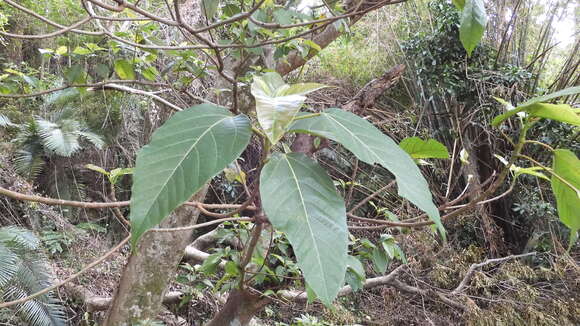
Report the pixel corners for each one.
[103,187,207,326]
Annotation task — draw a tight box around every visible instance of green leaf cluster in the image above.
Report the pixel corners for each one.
[129,73,441,305]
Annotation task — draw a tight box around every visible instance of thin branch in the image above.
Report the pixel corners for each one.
[103,83,183,111]
[239,222,264,286]
[2,0,101,36]
[0,80,165,98]
[278,265,407,301]
[451,252,537,294]
[0,186,254,211]
[0,16,93,39]
[150,217,253,233]
[348,180,396,214]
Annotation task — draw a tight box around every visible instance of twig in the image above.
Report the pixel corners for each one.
[348,180,396,214]
[150,217,253,232]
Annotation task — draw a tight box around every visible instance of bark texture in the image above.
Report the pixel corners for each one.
[343,64,406,113]
[103,187,208,326]
[205,289,270,326]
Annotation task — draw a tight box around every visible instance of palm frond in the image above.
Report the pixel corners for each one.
[0,242,19,287]
[14,148,46,179]
[36,118,81,157]
[44,88,80,108]
[77,130,104,149]
[0,227,67,326]
[0,114,17,128]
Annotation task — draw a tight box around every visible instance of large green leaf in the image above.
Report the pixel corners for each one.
[399,137,449,159]
[459,0,487,57]
[492,103,580,127]
[251,72,326,145]
[492,86,580,126]
[130,104,251,246]
[114,59,136,80]
[260,153,348,305]
[289,109,444,236]
[551,149,580,244]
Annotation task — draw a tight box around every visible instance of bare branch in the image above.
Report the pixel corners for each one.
[451,252,537,295]
[0,16,94,39]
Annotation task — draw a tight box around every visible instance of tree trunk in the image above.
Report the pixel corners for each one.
[103,187,207,326]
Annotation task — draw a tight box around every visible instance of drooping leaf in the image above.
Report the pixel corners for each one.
[141,66,159,81]
[200,253,224,275]
[130,104,251,246]
[55,46,67,56]
[73,46,91,55]
[251,72,326,144]
[289,109,444,237]
[346,255,365,279]
[95,63,110,79]
[260,153,348,305]
[114,59,136,80]
[459,0,487,57]
[399,137,449,159]
[551,149,580,244]
[371,247,389,274]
